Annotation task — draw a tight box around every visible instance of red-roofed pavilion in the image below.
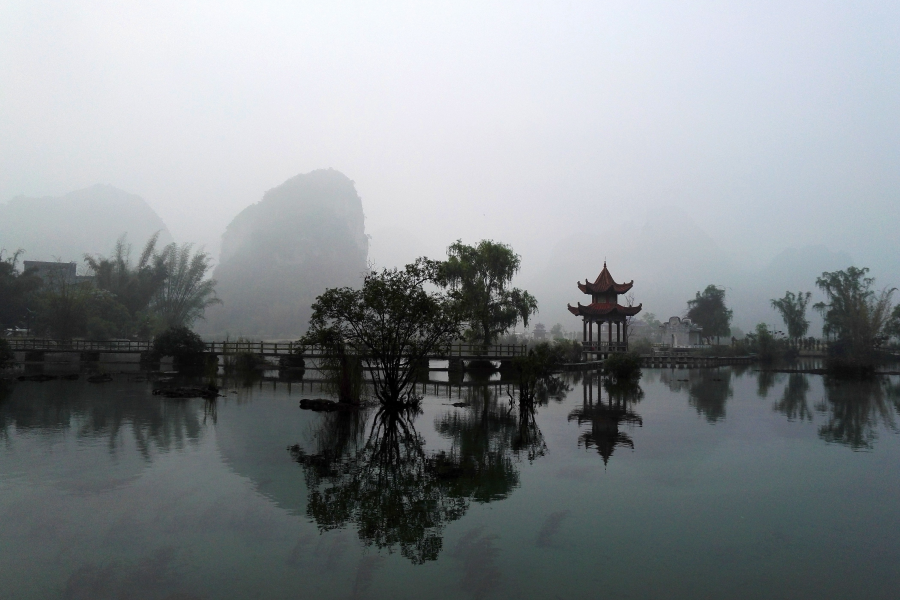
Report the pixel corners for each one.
[567,262,642,359]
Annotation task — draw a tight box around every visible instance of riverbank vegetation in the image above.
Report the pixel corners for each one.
[303,259,464,408]
[0,234,219,340]
[814,267,897,376]
[436,240,538,348]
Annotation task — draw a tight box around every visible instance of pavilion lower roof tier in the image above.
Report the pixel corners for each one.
[567,302,643,318]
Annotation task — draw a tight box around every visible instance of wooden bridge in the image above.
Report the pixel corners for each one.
[5,339,528,361]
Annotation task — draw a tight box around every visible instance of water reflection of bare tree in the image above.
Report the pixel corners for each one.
[772,373,812,421]
[569,374,643,465]
[817,378,897,450]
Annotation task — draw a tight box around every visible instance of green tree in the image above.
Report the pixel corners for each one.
[0,338,13,368]
[83,233,168,321]
[771,291,812,340]
[686,285,733,345]
[437,240,537,348]
[888,304,900,342]
[152,243,220,329]
[31,267,91,340]
[550,323,564,339]
[814,267,895,373]
[151,326,208,368]
[747,322,779,363]
[304,259,463,407]
[0,250,41,330]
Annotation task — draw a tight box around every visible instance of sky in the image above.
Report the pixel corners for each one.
[2,1,899,324]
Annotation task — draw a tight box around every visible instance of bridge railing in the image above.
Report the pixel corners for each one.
[432,343,528,359]
[209,341,528,358]
[5,339,529,359]
[6,339,152,352]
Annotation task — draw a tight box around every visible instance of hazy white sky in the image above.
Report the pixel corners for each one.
[2,1,898,278]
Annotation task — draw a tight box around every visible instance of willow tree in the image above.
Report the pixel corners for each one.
[436,240,537,348]
[152,243,221,329]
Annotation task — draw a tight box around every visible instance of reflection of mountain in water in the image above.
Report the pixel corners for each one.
[662,369,733,423]
[290,385,547,564]
[568,375,643,464]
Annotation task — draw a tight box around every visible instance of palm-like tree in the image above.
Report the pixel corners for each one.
[83,233,168,317]
[153,243,221,328]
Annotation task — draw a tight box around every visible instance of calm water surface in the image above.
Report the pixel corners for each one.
[1,365,899,599]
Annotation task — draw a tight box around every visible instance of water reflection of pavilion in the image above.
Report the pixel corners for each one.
[568,373,643,464]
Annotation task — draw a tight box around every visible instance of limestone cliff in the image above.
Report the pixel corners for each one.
[205,169,368,337]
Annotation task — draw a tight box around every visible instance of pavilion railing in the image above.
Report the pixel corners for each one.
[581,341,628,352]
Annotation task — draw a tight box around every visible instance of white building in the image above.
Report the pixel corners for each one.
[660,316,703,347]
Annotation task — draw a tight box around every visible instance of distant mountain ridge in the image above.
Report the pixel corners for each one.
[0,184,172,262]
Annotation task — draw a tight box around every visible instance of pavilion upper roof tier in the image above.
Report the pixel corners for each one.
[567,302,643,318]
[578,262,634,295]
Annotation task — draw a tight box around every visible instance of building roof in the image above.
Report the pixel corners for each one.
[661,316,702,332]
[578,262,634,295]
[567,302,643,318]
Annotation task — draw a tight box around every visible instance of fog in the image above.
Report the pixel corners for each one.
[2,1,898,332]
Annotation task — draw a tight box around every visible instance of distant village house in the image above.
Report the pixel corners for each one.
[661,316,703,347]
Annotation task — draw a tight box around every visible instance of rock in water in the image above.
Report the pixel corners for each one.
[205,169,368,337]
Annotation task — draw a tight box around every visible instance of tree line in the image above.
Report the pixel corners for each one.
[0,233,219,340]
[302,239,539,408]
[681,267,900,374]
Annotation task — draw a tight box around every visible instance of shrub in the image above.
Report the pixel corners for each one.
[552,338,583,363]
[604,351,642,384]
[629,337,654,355]
[151,326,207,368]
[0,338,14,369]
[513,342,567,405]
[226,351,267,372]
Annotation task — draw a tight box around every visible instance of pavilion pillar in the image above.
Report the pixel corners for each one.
[583,320,587,343]
[608,319,612,346]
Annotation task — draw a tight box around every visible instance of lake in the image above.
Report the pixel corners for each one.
[1,364,899,599]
